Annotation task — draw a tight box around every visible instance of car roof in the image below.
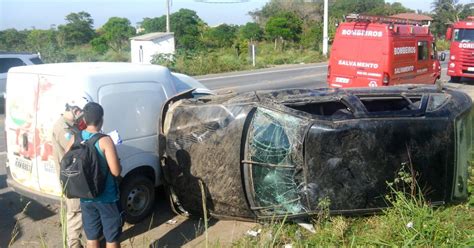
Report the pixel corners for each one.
[7,62,185,96]
[10,61,166,73]
[0,52,39,58]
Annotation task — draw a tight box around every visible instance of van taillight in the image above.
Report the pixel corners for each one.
[383,73,390,85]
[327,65,331,79]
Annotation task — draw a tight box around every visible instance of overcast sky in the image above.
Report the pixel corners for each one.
[0,0,472,31]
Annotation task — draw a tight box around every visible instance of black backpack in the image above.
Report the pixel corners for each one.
[60,131,108,199]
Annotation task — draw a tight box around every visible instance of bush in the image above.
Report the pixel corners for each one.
[236,162,474,247]
[437,39,450,51]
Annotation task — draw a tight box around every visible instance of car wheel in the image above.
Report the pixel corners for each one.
[450,76,461,83]
[120,175,155,224]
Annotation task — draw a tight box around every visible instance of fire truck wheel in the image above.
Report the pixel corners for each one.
[450,76,461,83]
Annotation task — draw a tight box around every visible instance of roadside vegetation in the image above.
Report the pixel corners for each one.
[1,0,471,75]
[235,163,474,247]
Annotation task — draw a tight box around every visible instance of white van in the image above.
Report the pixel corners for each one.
[5,62,209,223]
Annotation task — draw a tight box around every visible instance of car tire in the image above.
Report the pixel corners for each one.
[120,175,155,224]
[450,76,461,83]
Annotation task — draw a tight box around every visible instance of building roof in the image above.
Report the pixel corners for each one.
[131,32,174,41]
[390,13,433,21]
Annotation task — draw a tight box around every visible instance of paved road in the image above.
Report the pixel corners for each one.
[0,60,471,247]
[197,62,328,92]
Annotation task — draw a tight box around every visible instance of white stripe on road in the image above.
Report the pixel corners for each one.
[199,64,328,81]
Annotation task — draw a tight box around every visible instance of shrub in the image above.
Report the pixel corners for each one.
[437,39,450,51]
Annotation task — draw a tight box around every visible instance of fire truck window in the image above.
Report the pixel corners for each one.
[454,29,474,42]
[417,41,428,61]
[453,29,459,41]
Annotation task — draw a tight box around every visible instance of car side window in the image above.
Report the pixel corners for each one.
[30,57,43,65]
[0,58,26,73]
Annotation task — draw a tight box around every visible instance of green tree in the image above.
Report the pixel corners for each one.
[140,9,205,50]
[239,22,264,42]
[301,20,322,50]
[459,4,474,19]
[140,16,166,33]
[57,11,95,47]
[206,24,238,48]
[170,9,205,50]
[330,0,385,18]
[101,17,136,52]
[265,11,303,49]
[383,2,414,15]
[431,0,473,37]
[26,29,57,52]
[90,35,108,54]
[0,29,29,51]
[250,0,323,25]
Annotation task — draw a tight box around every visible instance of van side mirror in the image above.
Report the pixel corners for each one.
[440,52,446,61]
[446,27,453,41]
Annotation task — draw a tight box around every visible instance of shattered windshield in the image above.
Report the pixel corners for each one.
[246,108,310,215]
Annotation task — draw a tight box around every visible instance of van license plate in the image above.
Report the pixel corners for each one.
[468,67,474,72]
[15,157,33,172]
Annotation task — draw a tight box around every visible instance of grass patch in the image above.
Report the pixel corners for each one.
[152,43,326,76]
[235,162,474,247]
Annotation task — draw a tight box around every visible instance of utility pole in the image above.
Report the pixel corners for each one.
[322,0,328,57]
[166,0,171,33]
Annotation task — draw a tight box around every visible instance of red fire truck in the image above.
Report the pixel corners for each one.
[446,17,474,82]
[328,14,442,88]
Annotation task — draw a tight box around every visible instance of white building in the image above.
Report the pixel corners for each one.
[130,32,175,64]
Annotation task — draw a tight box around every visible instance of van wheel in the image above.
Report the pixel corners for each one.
[450,76,461,83]
[120,175,155,224]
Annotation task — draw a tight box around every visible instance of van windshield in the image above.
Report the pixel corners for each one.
[453,28,474,42]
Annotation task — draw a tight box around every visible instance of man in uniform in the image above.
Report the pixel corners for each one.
[52,98,88,248]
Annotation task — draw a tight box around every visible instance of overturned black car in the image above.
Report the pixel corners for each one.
[159,86,473,221]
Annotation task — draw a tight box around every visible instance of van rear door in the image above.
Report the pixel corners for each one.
[329,24,386,88]
[35,75,87,196]
[5,72,41,192]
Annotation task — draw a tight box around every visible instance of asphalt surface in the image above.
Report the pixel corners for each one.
[0,60,469,247]
[197,62,328,92]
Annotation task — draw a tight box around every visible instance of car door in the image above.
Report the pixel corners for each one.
[98,81,168,175]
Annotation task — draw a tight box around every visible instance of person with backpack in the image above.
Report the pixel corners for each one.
[52,98,88,248]
[64,102,122,248]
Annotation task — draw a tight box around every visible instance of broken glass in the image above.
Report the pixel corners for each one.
[247,107,310,215]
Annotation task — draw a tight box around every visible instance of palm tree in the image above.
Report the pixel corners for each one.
[431,0,464,37]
